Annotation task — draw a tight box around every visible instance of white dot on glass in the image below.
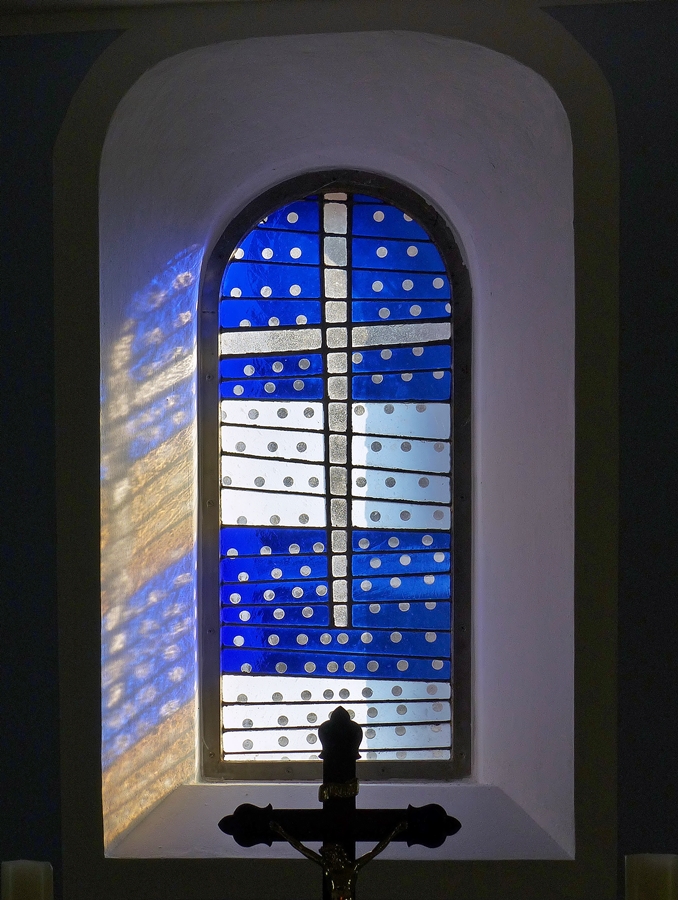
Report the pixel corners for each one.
[268,317,280,327]
[260,545,271,555]
[327,661,339,673]
[260,286,272,298]
[244,365,255,375]
[293,380,304,391]
[433,510,445,521]
[368,605,380,615]
[278,736,288,747]
[422,535,434,546]
[395,725,406,736]
[287,211,299,223]
[367,661,379,672]
[433,371,445,380]
[425,632,437,643]
[406,245,418,257]
[373,210,385,222]
[263,590,275,601]
[274,609,285,620]
[372,281,384,293]
[235,441,246,452]
[296,442,307,452]
[233,635,244,647]
[403,213,413,222]
[380,349,392,360]
[262,248,273,260]
[316,585,328,596]
[401,372,413,382]
[410,305,422,317]
[289,284,302,296]
[271,568,282,580]
[302,607,313,618]
[300,565,311,576]
[425,601,436,610]
[270,515,280,525]
[432,660,444,670]
[445,302,452,313]
[400,555,411,566]
[400,511,411,521]
[433,551,445,563]
[236,516,247,525]
[313,542,324,553]
[337,633,349,645]
[378,307,390,319]
[278,715,289,726]
[239,319,251,327]
[234,248,245,260]
[254,476,265,487]
[401,441,411,452]
[233,385,244,396]
[390,577,401,588]
[230,287,242,298]
[399,602,410,611]
[299,514,309,524]
[371,374,383,384]
[305,662,316,673]
[264,382,275,393]
[241,663,252,673]
[296,315,308,325]
[434,442,445,452]
[290,247,302,259]
[402,279,414,291]
[268,634,279,646]
[354,405,365,416]
[352,353,363,364]
[359,538,370,549]
[424,575,435,585]
[388,537,400,548]
[297,633,308,645]
[413,346,424,357]
[384,404,394,414]
[397,660,409,671]
[369,558,381,569]
[242,738,253,749]
[361,580,372,592]
[390,632,402,643]
[376,246,388,258]
[433,277,445,289]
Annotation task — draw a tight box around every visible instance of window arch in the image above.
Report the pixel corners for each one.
[200,171,471,780]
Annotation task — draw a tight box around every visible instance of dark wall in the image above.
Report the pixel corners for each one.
[0,27,119,883]
[0,0,676,890]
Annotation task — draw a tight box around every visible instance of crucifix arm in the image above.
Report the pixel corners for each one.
[355,820,408,870]
[269,820,324,865]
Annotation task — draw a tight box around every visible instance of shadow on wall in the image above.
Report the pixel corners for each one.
[100,247,202,848]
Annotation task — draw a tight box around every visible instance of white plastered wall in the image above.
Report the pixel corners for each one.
[100,30,574,859]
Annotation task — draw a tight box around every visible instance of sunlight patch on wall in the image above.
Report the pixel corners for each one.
[101,247,201,849]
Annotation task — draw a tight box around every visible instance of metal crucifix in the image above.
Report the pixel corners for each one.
[219,707,461,900]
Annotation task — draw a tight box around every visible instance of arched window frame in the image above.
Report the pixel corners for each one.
[198,170,472,781]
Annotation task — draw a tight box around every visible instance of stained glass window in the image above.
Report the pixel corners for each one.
[201,176,470,775]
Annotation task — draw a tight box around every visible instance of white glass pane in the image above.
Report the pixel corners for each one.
[352,402,450,440]
[220,328,322,356]
[222,722,450,753]
[220,400,324,431]
[221,425,325,461]
[222,749,450,761]
[352,322,451,348]
[221,456,326,494]
[221,488,326,527]
[223,700,451,729]
[325,269,348,298]
[351,467,451,503]
[221,674,451,702]
[351,435,450,472]
[352,499,450,530]
[324,203,347,234]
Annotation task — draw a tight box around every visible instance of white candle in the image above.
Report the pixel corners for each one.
[1,861,53,900]
[626,854,678,900]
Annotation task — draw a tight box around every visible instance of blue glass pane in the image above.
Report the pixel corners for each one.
[352,204,430,241]
[220,527,327,557]
[221,554,328,583]
[352,371,451,402]
[352,238,446,273]
[352,601,451,630]
[259,200,319,232]
[352,344,451,373]
[221,648,450,680]
[220,376,324,400]
[221,262,320,299]
[221,625,450,658]
[353,270,450,300]
[352,301,450,324]
[220,580,329,606]
[220,354,323,379]
[351,574,451,603]
[352,530,451,552]
[219,299,321,328]
[237,229,320,265]
[221,604,331,626]
[352,551,451,577]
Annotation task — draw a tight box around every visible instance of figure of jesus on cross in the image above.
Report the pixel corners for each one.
[219,707,461,900]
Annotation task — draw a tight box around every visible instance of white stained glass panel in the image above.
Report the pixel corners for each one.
[352,435,450,472]
[352,322,451,348]
[220,328,322,357]
[221,674,451,702]
[352,499,450,530]
[221,400,324,430]
[221,456,326,495]
[352,402,450,440]
[223,700,451,729]
[351,468,451,503]
[221,488,326,527]
[222,749,450,761]
[222,722,450,753]
[221,425,325,462]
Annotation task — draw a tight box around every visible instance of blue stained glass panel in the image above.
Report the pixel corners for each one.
[221,648,450,681]
[352,529,451,552]
[236,229,320,265]
[221,625,450,658]
[221,262,320,299]
[352,345,451,373]
[352,601,451,630]
[352,204,430,241]
[221,554,328,583]
[221,605,331,626]
[352,551,451,577]
[220,581,329,606]
[352,271,450,300]
[352,301,450,324]
[220,354,323,379]
[219,376,324,400]
[352,574,451,603]
[219,300,321,328]
[220,527,327,557]
[352,238,446,272]
[352,371,451,402]
[259,200,319,232]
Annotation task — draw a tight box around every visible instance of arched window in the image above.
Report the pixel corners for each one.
[200,172,471,779]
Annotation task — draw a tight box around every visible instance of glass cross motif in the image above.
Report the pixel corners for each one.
[218,191,453,761]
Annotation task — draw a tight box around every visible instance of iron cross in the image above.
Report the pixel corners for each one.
[219,706,461,900]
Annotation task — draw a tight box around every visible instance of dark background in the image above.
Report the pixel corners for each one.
[1,1,676,895]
